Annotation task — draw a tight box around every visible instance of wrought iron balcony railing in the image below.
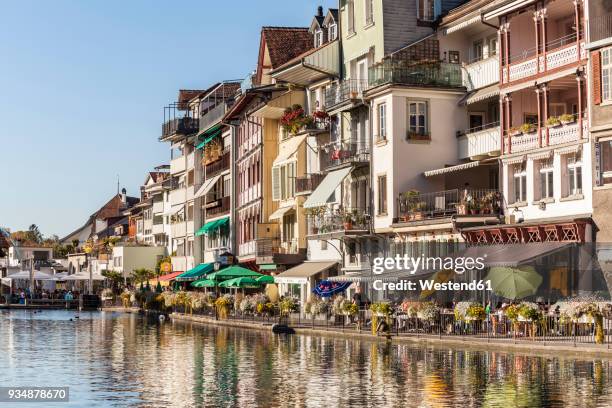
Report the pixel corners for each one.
[396,189,502,222]
[322,141,370,170]
[325,79,369,109]
[161,116,199,140]
[205,150,230,178]
[295,173,326,194]
[205,195,230,217]
[308,207,370,235]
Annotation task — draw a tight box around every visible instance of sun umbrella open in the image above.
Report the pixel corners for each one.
[218,277,262,289]
[485,266,543,300]
[207,266,263,281]
[191,279,217,288]
[256,275,275,284]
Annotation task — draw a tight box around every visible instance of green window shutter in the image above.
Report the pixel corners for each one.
[272,166,281,201]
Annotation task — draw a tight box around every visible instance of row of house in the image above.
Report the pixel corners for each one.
[60,0,611,304]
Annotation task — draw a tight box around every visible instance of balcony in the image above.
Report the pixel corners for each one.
[170,156,186,175]
[205,150,230,178]
[368,62,463,90]
[590,15,612,44]
[503,33,585,84]
[295,173,325,195]
[458,123,501,160]
[396,189,502,224]
[152,200,164,214]
[198,81,241,133]
[205,195,230,217]
[505,116,586,154]
[200,103,226,133]
[322,141,369,170]
[462,57,499,91]
[152,223,164,235]
[239,241,256,258]
[170,188,186,206]
[255,237,305,265]
[161,116,198,141]
[325,79,369,111]
[186,152,195,169]
[171,221,187,238]
[308,207,370,238]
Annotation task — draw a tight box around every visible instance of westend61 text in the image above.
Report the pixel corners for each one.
[372,279,493,292]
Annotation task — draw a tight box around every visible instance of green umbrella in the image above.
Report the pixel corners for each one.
[207,266,264,282]
[256,275,275,284]
[485,266,543,300]
[191,279,217,288]
[218,277,262,288]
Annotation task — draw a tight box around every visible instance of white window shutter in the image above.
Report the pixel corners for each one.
[272,166,281,201]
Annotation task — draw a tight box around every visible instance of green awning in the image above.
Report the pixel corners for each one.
[256,275,275,284]
[176,263,215,281]
[259,264,277,271]
[197,123,221,138]
[196,129,222,150]
[207,266,264,281]
[195,217,230,236]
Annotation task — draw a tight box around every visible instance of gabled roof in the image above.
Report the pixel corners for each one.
[323,9,338,26]
[177,89,206,109]
[256,27,313,84]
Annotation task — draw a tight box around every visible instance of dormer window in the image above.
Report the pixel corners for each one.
[328,23,337,41]
[314,28,324,47]
[417,0,435,22]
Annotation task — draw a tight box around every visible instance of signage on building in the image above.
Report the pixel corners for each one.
[160,261,172,273]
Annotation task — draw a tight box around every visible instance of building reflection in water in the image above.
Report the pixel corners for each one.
[1,310,612,407]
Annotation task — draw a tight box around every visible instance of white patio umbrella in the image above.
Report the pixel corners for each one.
[63,272,105,281]
[6,270,54,281]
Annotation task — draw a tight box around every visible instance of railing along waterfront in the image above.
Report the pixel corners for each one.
[397,189,502,222]
[170,306,612,346]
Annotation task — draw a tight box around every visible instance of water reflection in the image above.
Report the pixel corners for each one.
[1,310,612,407]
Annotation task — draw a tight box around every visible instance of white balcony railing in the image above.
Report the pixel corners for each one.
[170,156,186,174]
[459,125,501,159]
[152,223,164,235]
[462,57,499,91]
[505,121,585,153]
[186,152,195,169]
[239,241,256,257]
[170,188,186,206]
[152,200,164,214]
[171,221,187,237]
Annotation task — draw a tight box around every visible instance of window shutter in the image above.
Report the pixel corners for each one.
[272,166,280,201]
[593,51,602,105]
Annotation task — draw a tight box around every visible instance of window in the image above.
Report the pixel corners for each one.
[408,101,428,136]
[538,158,554,200]
[603,48,612,102]
[488,36,498,57]
[272,162,296,201]
[347,0,355,34]
[417,0,435,21]
[328,23,337,40]
[377,175,387,215]
[314,29,323,47]
[513,162,527,203]
[283,213,296,243]
[598,140,612,185]
[377,103,387,140]
[448,51,460,64]
[365,0,374,25]
[473,40,483,61]
[566,153,583,196]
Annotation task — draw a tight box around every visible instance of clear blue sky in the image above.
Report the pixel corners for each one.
[0,0,337,238]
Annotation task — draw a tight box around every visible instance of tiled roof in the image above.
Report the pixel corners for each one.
[178,89,206,106]
[271,40,337,73]
[261,27,313,68]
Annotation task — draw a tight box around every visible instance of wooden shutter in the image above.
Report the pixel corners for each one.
[593,51,602,105]
[272,166,280,201]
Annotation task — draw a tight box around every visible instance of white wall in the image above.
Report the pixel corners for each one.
[371,88,467,230]
[111,246,166,278]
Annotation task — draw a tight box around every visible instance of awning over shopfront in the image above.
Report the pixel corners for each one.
[268,206,295,221]
[273,135,306,166]
[195,216,229,236]
[150,271,183,287]
[303,167,352,208]
[176,263,215,282]
[274,261,337,284]
[194,174,221,199]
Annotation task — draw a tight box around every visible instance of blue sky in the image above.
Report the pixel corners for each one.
[0,0,337,238]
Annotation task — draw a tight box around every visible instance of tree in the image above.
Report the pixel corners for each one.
[102,269,124,292]
[131,268,154,286]
[28,224,43,244]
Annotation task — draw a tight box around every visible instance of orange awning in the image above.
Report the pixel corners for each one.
[158,271,183,281]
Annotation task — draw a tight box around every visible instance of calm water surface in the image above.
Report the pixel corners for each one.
[1,310,612,407]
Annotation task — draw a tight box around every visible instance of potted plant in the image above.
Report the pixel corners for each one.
[343,211,354,230]
[520,123,537,134]
[546,116,561,128]
[280,104,313,135]
[509,126,522,136]
[559,113,575,125]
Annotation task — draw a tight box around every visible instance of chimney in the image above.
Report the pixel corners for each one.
[121,188,127,205]
[317,6,323,17]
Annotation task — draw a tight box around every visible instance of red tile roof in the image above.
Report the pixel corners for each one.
[261,27,313,68]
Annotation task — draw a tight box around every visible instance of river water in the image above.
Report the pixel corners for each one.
[1,310,612,407]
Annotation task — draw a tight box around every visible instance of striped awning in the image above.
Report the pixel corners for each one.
[195,217,229,236]
[424,161,481,177]
[462,85,500,105]
[196,129,222,150]
[444,15,482,34]
[303,167,352,208]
